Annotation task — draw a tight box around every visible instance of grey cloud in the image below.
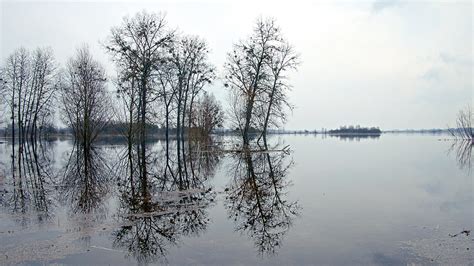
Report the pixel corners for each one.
[421,68,441,82]
[439,53,473,67]
[372,0,400,13]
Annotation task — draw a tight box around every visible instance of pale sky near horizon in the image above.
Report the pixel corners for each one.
[1,0,472,130]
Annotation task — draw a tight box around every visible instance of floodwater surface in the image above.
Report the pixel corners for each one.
[0,134,472,265]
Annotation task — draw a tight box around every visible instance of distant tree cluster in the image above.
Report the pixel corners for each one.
[328,125,381,134]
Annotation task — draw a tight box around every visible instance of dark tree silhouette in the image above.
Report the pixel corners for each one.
[166,35,215,141]
[60,46,111,146]
[224,18,299,147]
[106,11,174,144]
[2,47,58,142]
[257,41,299,144]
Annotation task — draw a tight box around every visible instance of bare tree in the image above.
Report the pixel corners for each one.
[191,92,224,137]
[4,48,30,143]
[167,35,214,140]
[448,105,473,171]
[106,11,218,149]
[0,71,7,129]
[60,46,111,146]
[224,18,276,146]
[257,41,299,144]
[114,70,141,166]
[162,35,215,178]
[2,47,58,142]
[156,57,178,135]
[106,11,174,143]
[224,18,299,147]
[449,105,473,140]
[24,48,58,141]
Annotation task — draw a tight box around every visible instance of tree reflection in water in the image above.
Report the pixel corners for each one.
[60,143,113,218]
[0,137,301,262]
[225,141,300,256]
[1,141,56,227]
[449,140,473,171]
[112,138,221,264]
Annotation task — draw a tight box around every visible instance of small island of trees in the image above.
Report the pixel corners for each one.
[328,125,382,135]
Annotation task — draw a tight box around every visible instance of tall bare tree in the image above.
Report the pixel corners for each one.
[449,105,473,140]
[167,35,214,140]
[162,35,215,178]
[106,11,174,144]
[2,47,58,142]
[257,41,299,144]
[0,72,7,129]
[4,48,30,143]
[224,18,299,147]
[24,48,58,141]
[61,46,110,147]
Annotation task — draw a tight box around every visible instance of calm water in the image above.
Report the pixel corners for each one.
[0,134,472,265]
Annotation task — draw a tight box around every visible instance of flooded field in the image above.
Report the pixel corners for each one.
[0,134,472,265]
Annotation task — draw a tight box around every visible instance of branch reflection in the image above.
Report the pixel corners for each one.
[225,142,300,256]
[449,140,473,171]
[113,138,221,264]
[1,141,56,227]
[60,143,113,218]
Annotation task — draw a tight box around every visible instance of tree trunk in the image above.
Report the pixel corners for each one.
[243,92,256,147]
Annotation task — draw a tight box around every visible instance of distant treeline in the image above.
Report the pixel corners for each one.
[328,126,381,135]
[384,129,447,134]
[0,122,225,138]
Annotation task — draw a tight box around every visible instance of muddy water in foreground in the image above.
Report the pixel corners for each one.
[0,134,472,265]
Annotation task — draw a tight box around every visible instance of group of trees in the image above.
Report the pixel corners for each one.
[328,125,382,135]
[0,48,58,143]
[1,12,299,149]
[105,11,222,145]
[0,12,302,263]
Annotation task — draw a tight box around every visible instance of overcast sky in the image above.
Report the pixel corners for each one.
[1,0,472,130]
